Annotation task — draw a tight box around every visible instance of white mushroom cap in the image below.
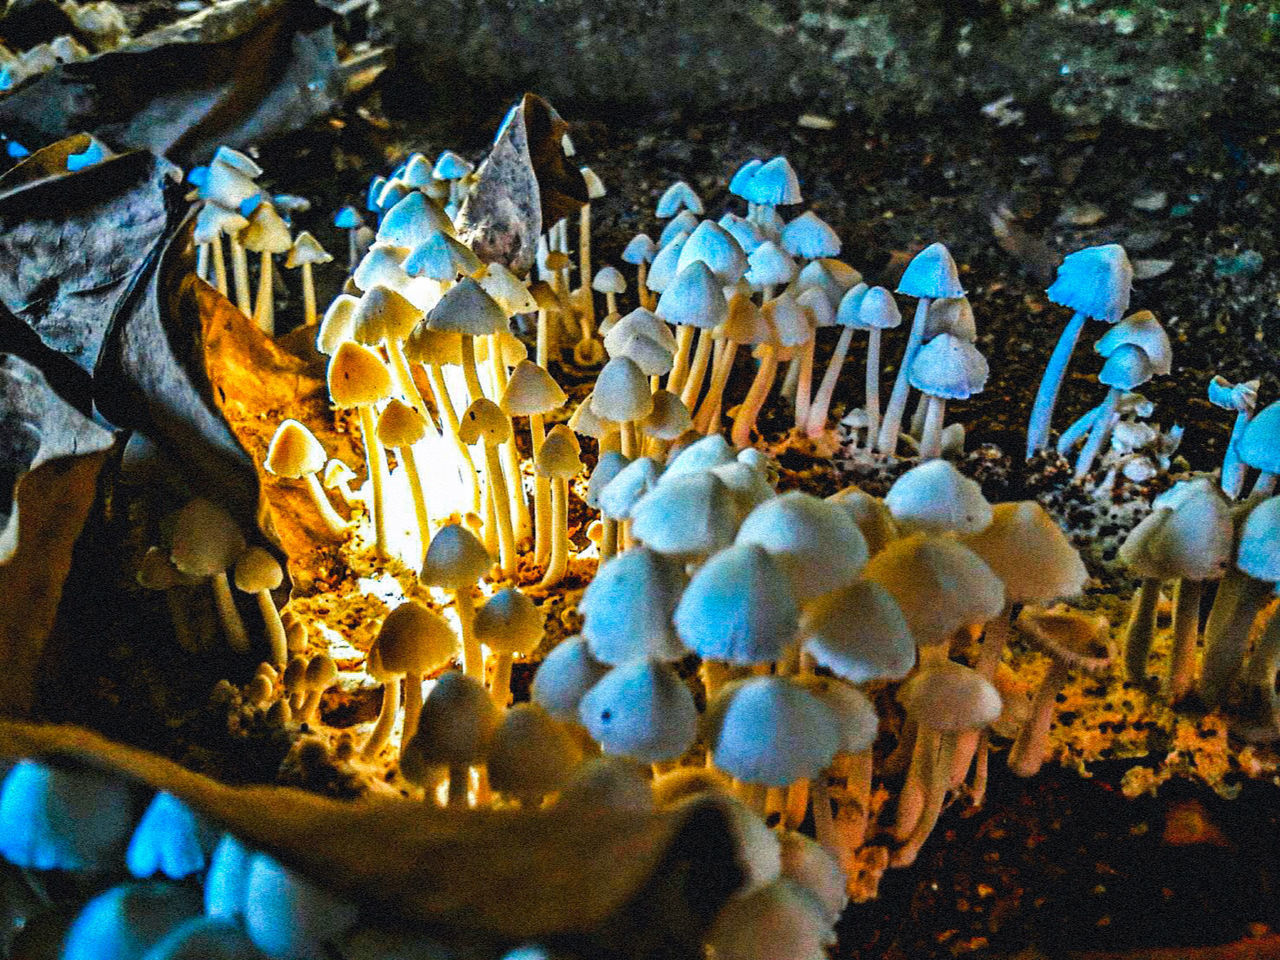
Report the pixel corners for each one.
[487,704,581,801]
[586,452,630,510]
[675,220,747,285]
[592,265,626,294]
[243,853,359,959]
[352,243,411,293]
[316,294,358,355]
[327,340,392,408]
[241,203,291,255]
[194,203,247,245]
[708,677,839,786]
[501,360,567,416]
[580,165,606,200]
[630,471,738,559]
[579,659,698,763]
[719,212,768,254]
[1046,243,1132,322]
[170,499,246,578]
[662,432,735,479]
[458,398,513,445]
[591,355,653,422]
[420,523,491,588]
[675,543,800,664]
[710,460,776,521]
[265,419,326,479]
[800,579,916,685]
[1098,342,1154,390]
[0,761,134,870]
[659,210,699,247]
[796,258,861,308]
[285,231,332,268]
[852,285,901,330]
[373,600,458,674]
[604,308,678,355]
[432,150,473,180]
[377,192,455,248]
[780,210,841,260]
[351,285,424,345]
[621,233,658,265]
[896,242,964,300]
[961,502,1088,602]
[645,229,690,293]
[126,792,209,880]
[477,262,539,315]
[474,588,544,656]
[656,260,730,330]
[655,180,704,218]
[744,240,798,290]
[898,661,1002,732]
[641,389,693,440]
[599,456,661,521]
[1096,310,1172,377]
[1239,402,1280,475]
[580,547,688,664]
[885,459,993,535]
[568,392,619,442]
[796,285,836,329]
[234,547,282,594]
[908,332,989,400]
[531,635,610,721]
[728,159,764,198]
[535,424,583,479]
[760,291,813,349]
[60,882,201,960]
[735,491,868,603]
[427,277,507,336]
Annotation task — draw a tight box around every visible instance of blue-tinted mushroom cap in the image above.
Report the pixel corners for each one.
[728,158,764,198]
[657,261,730,329]
[675,220,748,284]
[745,157,802,207]
[243,853,359,960]
[645,230,691,293]
[662,433,735,480]
[708,677,839,786]
[61,883,201,960]
[599,456,661,520]
[531,635,611,721]
[621,233,658,265]
[908,332,989,400]
[333,205,362,229]
[126,792,211,880]
[896,242,965,300]
[781,211,841,260]
[675,543,799,664]
[0,760,134,870]
[404,231,481,281]
[719,212,768,254]
[433,150,474,181]
[1095,310,1171,376]
[579,659,698,762]
[736,492,868,603]
[586,451,631,509]
[378,191,455,248]
[237,194,263,218]
[1045,243,1132,322]
[1097,342,1153,391]
[365,176,386,212]
[399,153,432,187]
[1238,402,1280,475]
[66,138,106,171]
[187,166,209,188]
[5,138,29,158]
[745,240,798,290]
[630,471,738,559]
[580,547,688,664]
[204,833,253,920]
[655,180,704,218]
[140,917,262,960]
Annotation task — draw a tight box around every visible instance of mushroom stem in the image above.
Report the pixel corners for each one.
[425,363,482,514]
[621,421,640,459]
[304,474,348,537]
[402,673,425,747]
[637,262,651,310]
[918,395,946,460]
[579,204,595,325]
[666,326,697,396]
[976,604,1014,680]
[731,346,780,449]
[1201,571,1273,704]
[605,291,618,316]
[811,773,839,855]
[836,749,874,850]
[793,338,816,430]
[892,729,956,867]
[877,297,932,456]
[1073,387,1121,481]
[255,589,288,668]
[1123,576,1162,683]
[164,590,200,654]
[480,442,517,574]
[490,653,514,707]
[1221,409,1253,498]
[252,250,274,335]
[531,414,552,567]
[694,340,738,434]
[892,726,931,843]
[1166,578,1204,701]
[539,477,571,588]
[805,327,854,438]
[211,571,249,653]
[1252,471,1277,497]
[1026,310,1087,459]
[864,327,883,443]
[1057,402,1102,456]
[210,236,229,297]
[446,762,469,808]
[490,343,531,545]
[358,405,390,558]
[453,586,482,680]
[601,517,619,559]
[1007,658,1070,778]
[458,334,485,405]
[679,328,715,411]
[396,443,433,557]
[197,242,211,283]
[536,308,554,369]
[230,236,252,316]
[361,679,401,759]
[386,340,437,435]
[300,262,317,327]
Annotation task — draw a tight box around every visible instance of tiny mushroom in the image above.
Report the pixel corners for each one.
[420,523,493,680]
[265,419,348,537]
[233,547,287,668]
[487,704,582,808]
[535,424,584,587]
[475,587,545,706]
[170,498,249,653]
[402,671,500,807]
[284,231,332,326]
[327,341,394,556]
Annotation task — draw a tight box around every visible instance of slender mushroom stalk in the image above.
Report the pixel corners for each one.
[622,234,658,311]
[201,148,261,314]
[136,547,200,654]
[194,203,244,298]
[233,548,287,667]
[420,524,493,681]
[284,232,332,327]
[501,360,568,569]
[458,399,518,575]
[907,332,988,461]
[694,288,763,435]
[1026,244,1133,458]
[536,426,584,588]
[241,202,291,335]
[298,654,337,725]
[425,278,508,406]
[577,166,607,324]
[364,600,457,758]
[333,205,364,271]
[1074,344,1155,481]
[170,498,248,654]
[327,342,394,557]
[361,646,401,760]
[377,400,433,556]
[265,419,347,537]
[1207,376,1259,499]
[732,293,810,449]
[876,243,965,455]
[351,285,433,428]
[475,588,545,707]
[806,283,870,438]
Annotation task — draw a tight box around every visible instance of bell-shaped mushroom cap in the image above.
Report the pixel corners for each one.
[60,883,202,960]
[171,499,246,577]
[656,261,730,329]
[710,460,776,520]
[377,399,427,448]
[848,284,900,331]
[233,547,282,594]
[777,831,848,927]
[655,180,704,218]
[675,543,799,664]
[433,150,473,180]
[592,264,626,294]
[403,322,462,366]
[961,501,1088,602]
[827,486,898,556]
[661,432,735,479]
[746,156,803,206]
[580,547,688,664]
[781,210,841,260]
[727,157,763,197]
[604,308,678,354]
[125,792,209,880]
[194,204,248,245]
[796,285,836,329]
[475,588,544,656]
[1236,401,1280,475]
[1208,375,1259,414]
[580,165,607,200]
[352,243,411,293]
[591,355,653,422]
[404,231,481,281]
[832,282,869,328]
[351,285,423,344]
[586,452,630,510]
[534,424,583,479]
[864,534,1004,646]
[334,204,362,229]
[139,916,260,960]
[1096,310,1172,377]
[240,203,291,255]
[458,398,513,445]
[796,675,880,755]
[0,761,135,870]
[243,853,359,960]
[896,242,964,300]
[630,471,737,559]
[579,659,698,763]
[377,192,455,248]
[1236,495,1280,583]
[885,460,993,535]
[599,456,661,520]
[501,360,567,416]
[722,290,771,345]
[401,153,433,186]
[568,392,618,441]
[610,332,672,377]
[675,220,748,284]
[641,389,693,441]
[735,491,868,603]
[426,277,506,336]
[800,579,915,685]
[1098,342,1154,390]
[622,232,658,265]
[898,661,1002,732]
[922,295,976,341]
[204,834,251,920]
[487,704,581,799]
[658,210,699,249]
[909,331,989,399]
[709,677,839,786]
[557,756,653,813]
[420,523,491,588]
[327,341,392,408]
[797,258,861,306]
[1016,605,1112,674]
[645,229,690,293]
[720,212,768,255]
[1046,243,1132,322]
[265,419,326,479]
[285,231,332,269]
[531,635,610,721]
[404,671,500,772]
[374,600,457,673]
[745,240,798,290]
[316,294,358,355]
[705,879,831,960]
[376,179,412,214]
[477,262,538,315]
[761,291,813,348]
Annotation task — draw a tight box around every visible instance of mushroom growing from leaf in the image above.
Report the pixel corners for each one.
[327,341,394,555]
[240,201,291,334]
[233,547,287,668]
[420,523,492,680]
[475,587,545,706]
[170,498,248,653]
[264,419,347,537]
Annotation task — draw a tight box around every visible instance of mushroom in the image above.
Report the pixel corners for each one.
[405,230,481,287]
[1006,606,1111,777]
[202,148,262,315]
[316,294,357,356]
[640,388,692,460]
[333,205,364,270]
[598,455,661,551]
[60,883,201,960]
[557,756,654,813]
[1207,376,1260,499]
[420,523,493,680]
[885,459,992,537]
[284,231,332,327]
[584,452,630,560]
[621,233,658,309]
[282,655,308,712]
[704,880,834,960]
[240,201,291,334]
[781,210,841,262]
[425,277,508,406]
[579,547,688,665]
[402,671,499,807]
[826,486,899,556]
[1073,343,1155,481]
[0,760,135,870]
[656,180,704,218]
[730,291,811,449]
[487,704,582,808]
[1026,243,1133,457]
[363,600,457,758]
[800,579,915,687]
[579,658,699,764]
[735,491,868,604]
[264,419,347,537]
[377,191,456,249]
[351,284,432,423]
[233,547,287,668]
[433,150,474,205]
[1237,400,1280,496]
[592,265,626,317]
[298,654,337,725]
[656,259,730,406]
[531,635,611,723]
[592,355,653,458]
[1056,390,1153,457]
[501,359,568,567]
[577,165,607,323]
[905,295,978,436]
[693,287,767,435]
[192,203,244,297]
[804,282,866,438]
[535,424,584,587]
[125,792,209,880]
[243,853,359,959]
[327,341,393,555]
[204,833,253,920]
[475,587,545,706]
[170,498,248,653]
[377,399,433,557]
[136,546,200,654]
[644,228,691,297]
[629,470,738,562]
[908,332,989,459]
[875,243,965,455]
[790,286,836,429]
[458,398,518,574]
[743,156,803,225]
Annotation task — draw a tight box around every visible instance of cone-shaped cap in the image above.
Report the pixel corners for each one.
[709,677,838,786]
[373,600,457,674]
[234,546,282,593]
[532,635,610,722]
[285,231,331,268]
[1098,343,1154,390]
[856,285,904,332]
[736,492,868,602]
[265,419,325,478]
[241,203,291,254]
[1096,310,1171,377]
[316,295,358,355]
[655,180,704,218]
[622,233,658,265]
[580,659,698,763]
[662,433,735,480]
[676,543,799,664]
[604,308,678,355]
[593,265,626,294]
[1046,243,1132,322]
[719,212,767,255]
[922,296,976,341]
[404,232,481,281]
[477,262,538,315]
[580,547,688,664]
[420,523,491,588]
[377,399,427,447]
[827,486,898,555]
[502,360,567,416]
[675,220,747,285]
[745,157,802,207]
[1238,401,1280,474]
[631,471,738,559]
[641,389,692,441]
[599,456,661,521]
[487,705,581,801]
[780,211,840,260]
[1119,485,1233,582]
[644,230,690,293]
[591,356,653,422]
[170,499,245,577]
[458,398,512,444]
[587,452,631,510]
[745,240,798,290]
[535,424,583,479]
[353,244,410,293]
[475,588,544,656]
[377,192,455,248]
[426,278,507,336]
[886,460,993,535]
[403,322,461,365]
[351,285,423,344]
[405,672,499,770]
[656,261,730,329]
[896,242,964,300]
[327,341,392,407]
[801,579,915,685]
[961,501,1087,601]
[898,661,1001,732]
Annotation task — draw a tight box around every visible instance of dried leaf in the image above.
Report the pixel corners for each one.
[0,356,114,717]
[456,93,589,275]
[0,0,342,166]
[0,720,744,954]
